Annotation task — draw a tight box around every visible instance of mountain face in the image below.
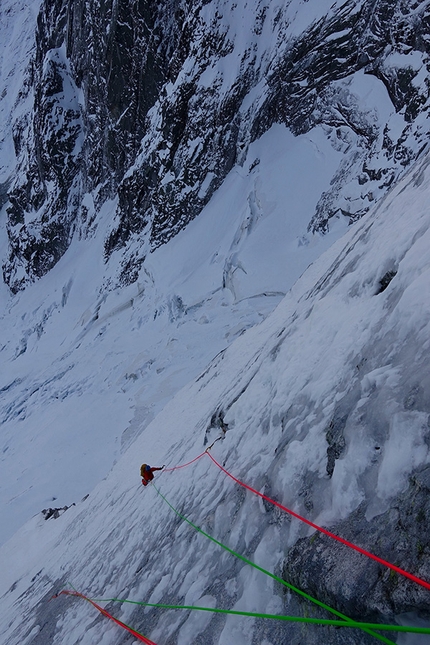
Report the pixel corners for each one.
[2,0,430,292]
[1,1,430,645]
[1,140,430,645]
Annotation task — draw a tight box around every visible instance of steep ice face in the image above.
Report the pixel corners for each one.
[1,130,430,645]
[1,2,430,644]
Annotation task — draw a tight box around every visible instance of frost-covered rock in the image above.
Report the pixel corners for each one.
[283,466,430,629]
[2,0,430,290]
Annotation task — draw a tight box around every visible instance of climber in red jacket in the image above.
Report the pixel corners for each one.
[140,463,165,486]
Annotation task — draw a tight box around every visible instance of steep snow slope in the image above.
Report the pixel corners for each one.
[0,123,347,546]
[1,142,430,645]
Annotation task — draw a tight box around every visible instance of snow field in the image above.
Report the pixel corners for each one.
[1,0,430,638]
[2,144,429,644]
[0,122,348,546]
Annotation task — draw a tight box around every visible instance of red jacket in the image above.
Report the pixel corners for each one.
[141,464,163,485]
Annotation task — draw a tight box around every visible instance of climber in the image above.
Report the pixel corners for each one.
[140,463,165,486]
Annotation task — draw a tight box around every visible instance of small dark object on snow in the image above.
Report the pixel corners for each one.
[42,503,75,520]
[376,269,397,294]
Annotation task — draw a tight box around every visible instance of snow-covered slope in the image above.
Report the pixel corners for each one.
[2,1,430,644]
[2,137,430,645]
[0,122,347,547]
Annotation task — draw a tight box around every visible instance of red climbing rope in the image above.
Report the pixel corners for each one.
[164,450,207,472]
[163,437,223,472]
[205,451,430,592]
[54,590,158,644]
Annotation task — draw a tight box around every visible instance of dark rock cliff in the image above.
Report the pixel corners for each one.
[4,0,182,290]
[3,0,430,292]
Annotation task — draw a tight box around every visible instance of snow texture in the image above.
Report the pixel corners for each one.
[1,121,430,645]
[1,1,430,644]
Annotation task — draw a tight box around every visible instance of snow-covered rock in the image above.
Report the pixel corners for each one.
[2,0,430,291]
[1,112,430,645]
[1,2,430,644]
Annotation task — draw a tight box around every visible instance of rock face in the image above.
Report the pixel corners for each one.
[3,0,430,291]
[3,0,181,291]
[282,467,430,643]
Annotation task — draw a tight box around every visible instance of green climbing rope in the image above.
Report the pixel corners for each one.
[152,484,396,645]
[87,597,430,635]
